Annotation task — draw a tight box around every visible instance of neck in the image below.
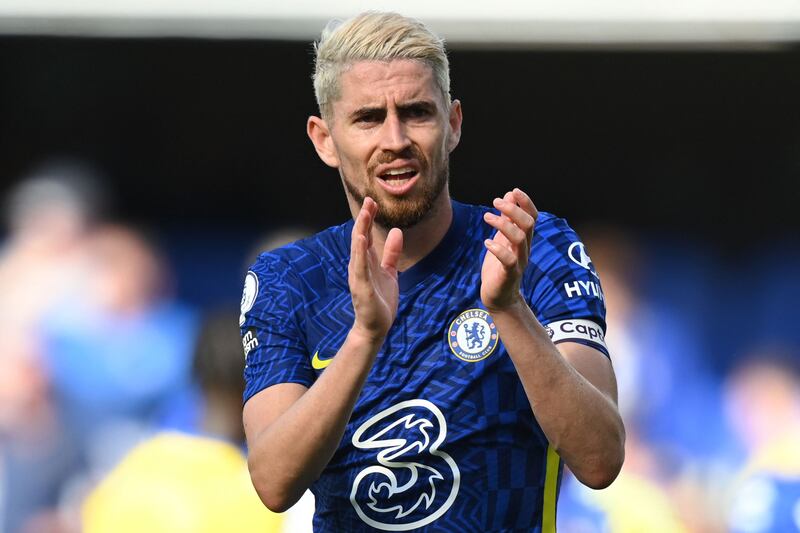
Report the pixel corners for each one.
[362,191,453,272]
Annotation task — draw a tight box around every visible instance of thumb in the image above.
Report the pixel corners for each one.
[380,228,403,275]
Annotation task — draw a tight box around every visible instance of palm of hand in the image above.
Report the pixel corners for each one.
[480,231,522,310]
[479,190,538,312]
[348,198,403,341]
[365,246,399,331]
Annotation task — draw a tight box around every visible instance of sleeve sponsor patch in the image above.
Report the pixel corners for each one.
[562,280,604,301]
[544,319,607,351]
[242,327,259,359]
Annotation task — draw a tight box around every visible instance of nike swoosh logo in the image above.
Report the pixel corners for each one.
[311,350,334,370]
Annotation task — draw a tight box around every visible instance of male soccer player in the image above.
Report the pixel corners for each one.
[241,12,625,532]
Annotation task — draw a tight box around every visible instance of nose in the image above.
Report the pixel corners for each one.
[378,112,412,153]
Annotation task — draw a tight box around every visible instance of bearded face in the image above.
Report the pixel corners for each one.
[312,59,460,230]
[341,143,450,229]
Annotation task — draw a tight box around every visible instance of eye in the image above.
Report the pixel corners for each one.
[400,104,437,123]
[405,106,431,119]
[354,111,382,124]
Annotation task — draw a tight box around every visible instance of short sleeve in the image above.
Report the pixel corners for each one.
[240,254,315,404]
[523,214,610,357]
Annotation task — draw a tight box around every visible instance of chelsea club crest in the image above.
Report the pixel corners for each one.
[447,308,499,362]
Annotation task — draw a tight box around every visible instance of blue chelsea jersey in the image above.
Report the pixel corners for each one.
[240,200,609,532]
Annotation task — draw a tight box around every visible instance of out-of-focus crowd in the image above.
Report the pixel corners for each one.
[0,161,307,533]
[0,162,798,533]
[557,228,800,533]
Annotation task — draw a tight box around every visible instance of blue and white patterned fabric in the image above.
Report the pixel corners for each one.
[241,200,608,532]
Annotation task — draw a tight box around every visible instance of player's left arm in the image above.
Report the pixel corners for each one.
[481,188,625,489]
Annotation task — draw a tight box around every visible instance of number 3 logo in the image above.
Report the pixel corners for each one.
[349,399,460,531]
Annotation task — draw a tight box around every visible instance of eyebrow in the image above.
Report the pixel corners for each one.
[349,106,385,121]
[399,100,438,115]
[348,99,438,121]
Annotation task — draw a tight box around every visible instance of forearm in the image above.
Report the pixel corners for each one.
[490,299,625,489]
[246,329,382,510]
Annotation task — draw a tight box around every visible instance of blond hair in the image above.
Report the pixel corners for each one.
[313,12,451,121]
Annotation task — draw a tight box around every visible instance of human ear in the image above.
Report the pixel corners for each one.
[307,116,340,168]
[446,100,463,153]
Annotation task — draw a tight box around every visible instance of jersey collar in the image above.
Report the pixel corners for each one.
[341,200,471,293]
[397,199,469,292]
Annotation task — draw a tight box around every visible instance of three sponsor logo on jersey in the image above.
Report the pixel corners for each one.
[350,399,460,531]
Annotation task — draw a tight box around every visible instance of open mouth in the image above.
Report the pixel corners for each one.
[377,167,419,194]
[379,167,417,182]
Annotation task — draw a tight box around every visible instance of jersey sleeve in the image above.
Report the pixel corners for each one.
[523,214,610,357]
[240,253,315,404]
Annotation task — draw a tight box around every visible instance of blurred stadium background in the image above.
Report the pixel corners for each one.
[1,1,799,532]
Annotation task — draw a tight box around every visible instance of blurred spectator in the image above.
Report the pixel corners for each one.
[558,226,727,532]
[0,161,104,533]
[35,224,198,530]
[81,310,282,533]
[3,216,198,532]
[43,224,196,430]
[580,225,725,460]
[723,349,800,533]
[0,160,103,436]
[559,433,689,532]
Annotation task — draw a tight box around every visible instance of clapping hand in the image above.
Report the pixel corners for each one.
[480,188,538,312]
[348,197,404,343]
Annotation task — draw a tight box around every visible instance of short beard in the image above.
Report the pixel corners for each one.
[343,156,449,229]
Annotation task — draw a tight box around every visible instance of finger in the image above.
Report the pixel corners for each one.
[349,234,370,284]
[493,195,535,255]
[512,188,539,221]
[484,239,516,270]
[502,191,519,227]
[493,196,535,237]
[350,206,372,281]
[499,191,515,225]
[365,196,378,219]
[512,188,538,253]
[484,211,525,248]
[353,198,373,241]
[362,197,377,248]
[381,228,403,275]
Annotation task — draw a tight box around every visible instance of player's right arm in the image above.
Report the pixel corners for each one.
[243,197,403,513]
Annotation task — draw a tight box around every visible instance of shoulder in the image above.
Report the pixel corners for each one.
[241,221,351,325]
[451,202,584,264]
[453,201,575,244]
[525,210,599,279]
[532,211,580,250]
[248,221,352,280]
[525,211,589,270]
[522,211,608,342]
